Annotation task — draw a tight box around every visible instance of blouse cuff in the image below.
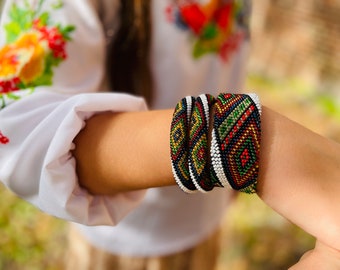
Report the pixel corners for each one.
[1,91,148,226]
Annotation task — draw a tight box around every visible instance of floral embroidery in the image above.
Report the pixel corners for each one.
[0,131,10,145]
[0,0,75,108]
[166,0,250,61]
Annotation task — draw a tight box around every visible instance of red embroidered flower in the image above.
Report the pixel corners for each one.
[46,28,67,59]
[219,32,244,61]
[179,4,208,34]
[33,19,67,59]
[214,3,233,30]
[0,77,21,93]
[0,131,9,144]
[166,1,248,61]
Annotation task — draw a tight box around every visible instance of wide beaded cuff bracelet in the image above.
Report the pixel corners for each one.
[210,93,261,194]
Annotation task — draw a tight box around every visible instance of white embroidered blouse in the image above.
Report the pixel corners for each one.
[0,0,251,255]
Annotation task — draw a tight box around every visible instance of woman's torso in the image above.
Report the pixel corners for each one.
[77,0,251,256]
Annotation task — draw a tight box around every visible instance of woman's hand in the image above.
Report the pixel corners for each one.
[289,241,340,269]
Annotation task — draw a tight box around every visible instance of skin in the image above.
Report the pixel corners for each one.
[73,105,340,266]
[73,109,174,194]
[258,108,340,250]
[289,241,340,269]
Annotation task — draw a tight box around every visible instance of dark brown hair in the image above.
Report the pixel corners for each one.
[107,0,153,104]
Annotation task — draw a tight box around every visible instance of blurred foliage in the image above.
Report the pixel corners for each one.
[0,184,67,270]
[247,73,340,121]
[0,185,316,270]
[218,195,315,270]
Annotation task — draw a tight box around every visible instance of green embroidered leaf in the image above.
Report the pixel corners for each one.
[201,23,218,40]
[8,4,21,20]
[30,0,44,17]
[193,42,207,59]
[6,92,21,100]
[8,4,33,32]
[0,95,7,109]
[28,88,36,95]
[4,22,22,43]
[17,81,27,90]
[39,12,50,26]
[31,75,53,87]
[48,52,63,67]
[60,25,76,40]
[32,70,53,87]
[193,39,218,59]
[52,0,64,9]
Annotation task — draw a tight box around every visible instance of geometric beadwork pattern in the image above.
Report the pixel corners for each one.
[188,94,217,192]
[210,93,261,194]
[171,92,261,194]
[170,96,197,193]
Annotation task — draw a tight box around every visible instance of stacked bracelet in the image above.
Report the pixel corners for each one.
[188,94,218,192]
[170,96,197,193]
[210,93,261,193]
[170,92,261,194]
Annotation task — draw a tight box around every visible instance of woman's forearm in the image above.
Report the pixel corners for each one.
[73,109,175,194]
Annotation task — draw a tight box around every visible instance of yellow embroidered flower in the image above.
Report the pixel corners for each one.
[15,32,48,84]
[0,31,48,84]
[0,0,74,107]
[0,45,21,79]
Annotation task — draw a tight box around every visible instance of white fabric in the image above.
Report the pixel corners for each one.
[0,0,250,256]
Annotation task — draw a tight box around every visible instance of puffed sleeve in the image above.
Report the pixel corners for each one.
[0,0,148,225]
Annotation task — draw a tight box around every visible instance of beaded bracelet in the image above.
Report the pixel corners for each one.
[170,96,197,193]
[188,94,219,192]
[210,93,261,193]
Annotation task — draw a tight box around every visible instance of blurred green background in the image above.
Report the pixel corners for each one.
[0,1,339,269]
